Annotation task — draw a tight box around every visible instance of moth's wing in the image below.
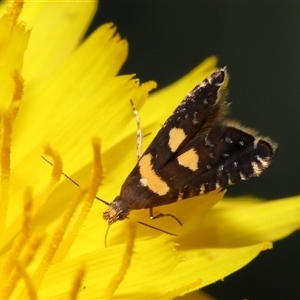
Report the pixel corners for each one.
[118,68,229,209]
[119,68,277,210]
[120,121,277,209]
[160,121,278,200]
[143,67,228,170]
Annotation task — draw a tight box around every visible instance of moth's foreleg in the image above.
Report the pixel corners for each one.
[149,207,183,226]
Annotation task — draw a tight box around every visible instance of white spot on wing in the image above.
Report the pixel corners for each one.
[139,178,148,187]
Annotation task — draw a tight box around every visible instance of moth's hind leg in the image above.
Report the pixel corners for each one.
[149,207,183,226]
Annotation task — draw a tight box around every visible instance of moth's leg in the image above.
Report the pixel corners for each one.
[137,220,178,236]
[149,207,183,226]
[130,99,143,160]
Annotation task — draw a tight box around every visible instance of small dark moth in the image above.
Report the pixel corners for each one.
[102,67,278,227]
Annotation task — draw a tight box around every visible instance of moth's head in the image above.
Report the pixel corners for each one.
[103,196,130,225]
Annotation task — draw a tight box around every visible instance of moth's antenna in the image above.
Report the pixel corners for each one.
[41,155,79,187]
[130,99,143,160]
[42,152,178,242]
[41,155,110,206]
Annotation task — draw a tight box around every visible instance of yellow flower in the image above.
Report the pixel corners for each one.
[0,1,299,299]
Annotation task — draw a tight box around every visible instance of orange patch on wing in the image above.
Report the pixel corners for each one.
[139,154,170,195]
[177,148,199,171]
[168,127,186,152]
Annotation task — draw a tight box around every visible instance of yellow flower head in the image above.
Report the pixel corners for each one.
[0,1,299,299]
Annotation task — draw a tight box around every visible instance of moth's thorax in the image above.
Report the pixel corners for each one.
[103,196,130,224]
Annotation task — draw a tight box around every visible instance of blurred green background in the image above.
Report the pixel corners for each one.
[89,2,300,299]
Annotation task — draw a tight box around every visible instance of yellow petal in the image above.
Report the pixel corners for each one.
[203,195,300,247]
[8,19,155,222]
[37,220,271,299]
[0,0,98,84]
[0,1,30,110]
[175,290,215,300]
[13,23,130,163]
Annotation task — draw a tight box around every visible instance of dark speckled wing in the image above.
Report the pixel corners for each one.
[118,68,278,211]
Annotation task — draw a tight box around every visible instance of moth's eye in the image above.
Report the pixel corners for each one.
[238,140,245,146]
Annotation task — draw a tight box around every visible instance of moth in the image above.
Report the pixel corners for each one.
[102,67,278,226]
